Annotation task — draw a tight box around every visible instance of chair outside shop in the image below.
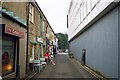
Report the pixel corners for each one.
[32,60,43,72]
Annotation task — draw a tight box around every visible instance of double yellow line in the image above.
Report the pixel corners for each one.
[73,59,107,80]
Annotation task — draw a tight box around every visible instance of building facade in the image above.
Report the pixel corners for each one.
[27,1,57,75]
[0,1,57,78]
[1,2,27,78]
[45,21,58,56]
[68,0,119,78]
[0,0,55,78]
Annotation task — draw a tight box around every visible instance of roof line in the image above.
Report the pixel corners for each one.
[33,1,58,38]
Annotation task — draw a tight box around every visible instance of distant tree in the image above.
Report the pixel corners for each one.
[56,33,68,49]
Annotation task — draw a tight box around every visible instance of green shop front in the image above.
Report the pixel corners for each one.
[0,9,27,78]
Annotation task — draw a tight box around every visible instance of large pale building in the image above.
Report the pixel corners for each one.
[68,0,119,78]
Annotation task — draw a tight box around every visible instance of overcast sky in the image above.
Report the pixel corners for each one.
[36,0,71,33]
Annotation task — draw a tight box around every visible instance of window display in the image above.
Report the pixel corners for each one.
[2,37,15,76]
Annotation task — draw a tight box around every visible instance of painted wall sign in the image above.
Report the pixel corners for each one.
[5,26,24,38]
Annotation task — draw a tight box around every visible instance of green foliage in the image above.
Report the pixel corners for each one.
[56,33,68,49]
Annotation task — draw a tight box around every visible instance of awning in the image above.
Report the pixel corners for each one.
[30,41,37,45]
[37,42,43,45]
[1,7,27,27]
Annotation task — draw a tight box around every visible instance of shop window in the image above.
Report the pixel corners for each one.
[2,37,16,76]
[42,20,45,32]
[40,16,43,37]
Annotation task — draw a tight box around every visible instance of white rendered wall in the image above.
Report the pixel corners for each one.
[68,0,114,40]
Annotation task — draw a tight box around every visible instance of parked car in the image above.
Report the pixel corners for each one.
[65,49,68,53]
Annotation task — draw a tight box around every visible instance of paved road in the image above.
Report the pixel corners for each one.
[33,53,94,78]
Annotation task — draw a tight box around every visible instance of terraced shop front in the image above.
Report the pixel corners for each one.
[0,7,27,78]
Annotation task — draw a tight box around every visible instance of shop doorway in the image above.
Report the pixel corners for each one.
[16,39,19,78]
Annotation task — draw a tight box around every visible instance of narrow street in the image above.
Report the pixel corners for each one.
[33,53,94,78]
[1,1,119,79]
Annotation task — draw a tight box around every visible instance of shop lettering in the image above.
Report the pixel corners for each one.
[5,26,24,38]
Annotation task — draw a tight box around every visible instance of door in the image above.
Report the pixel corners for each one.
[16,39,19,78]
[81,49,86,65]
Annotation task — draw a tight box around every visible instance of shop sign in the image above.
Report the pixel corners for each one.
[46,33,49,38]
[5,26,24,38]
[37,37,43,43]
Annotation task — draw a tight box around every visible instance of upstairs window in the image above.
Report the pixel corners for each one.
[43,20,45,32]
[29,3,34,23]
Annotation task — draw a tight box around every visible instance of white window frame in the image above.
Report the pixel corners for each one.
[32,45,34,59]
[43,20,45,32]
[29,3,34,23]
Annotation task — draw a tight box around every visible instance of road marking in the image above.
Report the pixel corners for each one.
[72,59,107,80]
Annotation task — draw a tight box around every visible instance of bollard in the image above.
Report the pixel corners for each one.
[69,53,74,58]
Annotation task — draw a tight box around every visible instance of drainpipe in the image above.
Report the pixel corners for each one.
[67,15,68,28]
[26,2,30,75]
